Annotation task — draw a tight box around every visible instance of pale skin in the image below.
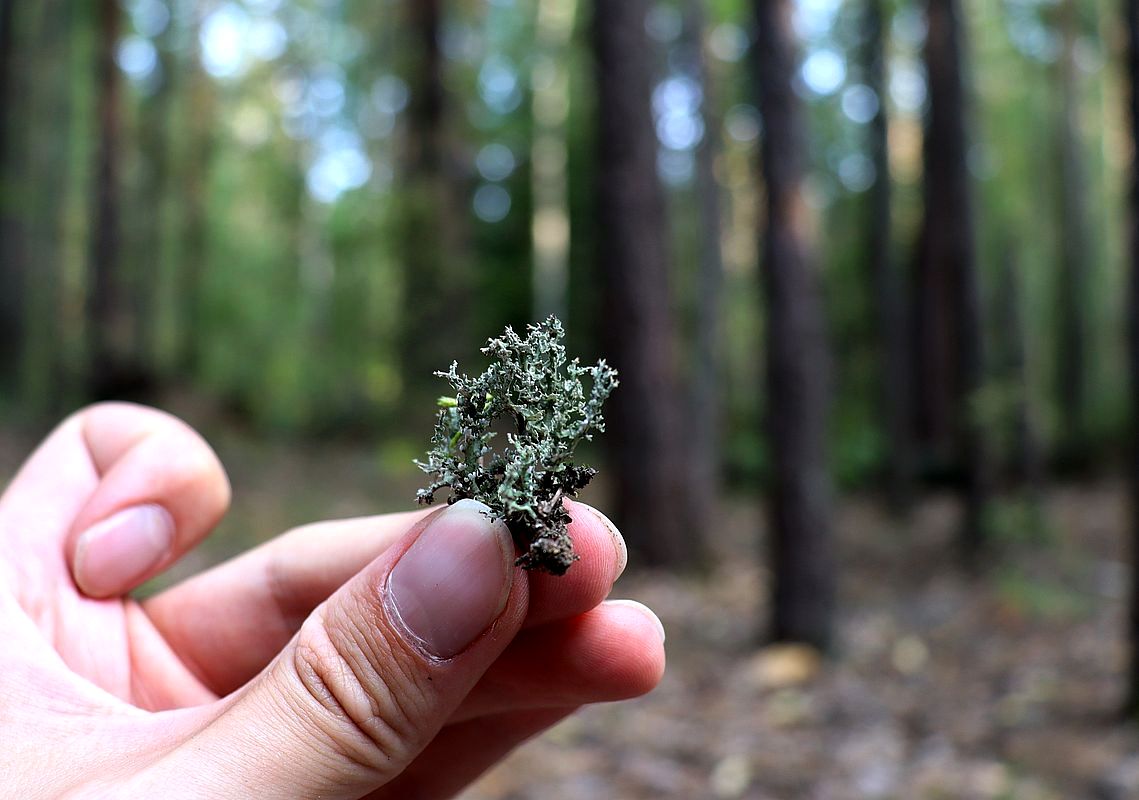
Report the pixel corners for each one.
[0,403,666,798]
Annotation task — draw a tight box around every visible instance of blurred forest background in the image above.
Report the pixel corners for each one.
[7,0,1139,796]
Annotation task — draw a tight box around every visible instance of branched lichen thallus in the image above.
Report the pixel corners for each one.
[414,316,618,575]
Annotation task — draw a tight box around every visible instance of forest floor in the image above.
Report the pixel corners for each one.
[2,417,1139,799]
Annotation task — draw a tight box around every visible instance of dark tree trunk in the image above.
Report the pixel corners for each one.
[996,246,1044,493]
[86,0,128,398]
[0,0,25,391]
[26,0,74,412]
[1123,0,1139,720]
[865,0,913,514]
[918,0,990,561]
[686,0,724,541]
[593,0,701,567]
[0,0,13,174]
[398,0,470,396]
[1054,0,1089,464]
[178,24,215,377]
[135,24,176,379]
[753,0,835,648]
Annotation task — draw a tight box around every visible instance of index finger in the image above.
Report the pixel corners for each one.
[0,403,231,599]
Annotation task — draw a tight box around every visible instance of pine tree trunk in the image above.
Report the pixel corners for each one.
[0,0,25,392]
[86,0,126,397]
[995,245,1044,493]
[178,15,215,377]
[753,0,835,648]
[135,25,176,381]
[593,0,701,567]
[919,0,990,561]
[687,0,724,542]
[865,0,914,514]
[1055,0,1089,464]
[1123,0,1139,720]
[24,0,73,412]
[531,0,577,322]
[399,0,470,397]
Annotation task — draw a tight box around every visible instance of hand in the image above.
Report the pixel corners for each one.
[0,403,665,799]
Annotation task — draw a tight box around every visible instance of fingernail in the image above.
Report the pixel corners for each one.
[74,504,175,596]
[585,505,627,580]
[609,599,667,643]
[388,499,514,659]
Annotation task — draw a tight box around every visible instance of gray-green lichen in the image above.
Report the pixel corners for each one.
[415,316,618,575]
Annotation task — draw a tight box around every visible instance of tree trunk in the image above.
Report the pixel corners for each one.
[0,0,25,392]
[865,0,914,514]
[178,13,216,378]
[592,0,701,567]
[753,0,835,648]
[135,22,176,381]
[1054,0,1089,465]
[531,0,577,322]
[1123,0,1139,720]
[86,0,127,397]
[996,245,1044,493]
[398,0,470,396]
[24,0,73,412]
[685,0,724,543]
[918,0,989,561]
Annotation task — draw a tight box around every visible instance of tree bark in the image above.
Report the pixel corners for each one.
[0,0,25,391]
[177,9,216,377]
[531,0,577,323]
[25,0,73,412]
[865,0,914,514]
[135,21,176,380]
[86,0,127,397]
[1123,0,1139,720]
[918,0,990,561]
[593,0,701,567]
[398,0,470,397]
[753,0,835,648]
[995,247,1044,494]
[686,0,724,543]
[1054,0,1089,464]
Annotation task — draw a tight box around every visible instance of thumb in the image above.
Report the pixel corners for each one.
[143,499,525,799]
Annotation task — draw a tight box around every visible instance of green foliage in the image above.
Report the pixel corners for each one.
[415,317,618,575]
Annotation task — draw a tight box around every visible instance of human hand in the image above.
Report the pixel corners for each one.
[0,403,665,798]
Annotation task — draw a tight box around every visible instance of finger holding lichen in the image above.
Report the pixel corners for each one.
[415,316,618,575]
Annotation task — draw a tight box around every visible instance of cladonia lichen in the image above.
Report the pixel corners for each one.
[415,316,618,575]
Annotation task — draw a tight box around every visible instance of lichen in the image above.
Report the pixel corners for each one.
[415,316,618,575]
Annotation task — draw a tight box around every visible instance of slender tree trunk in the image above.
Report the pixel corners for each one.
[399,0,470,396]
[178,8,215,376]
[686,0,724,541]
[0,0,25,392]
[0,0,13,171]
[865,0,913,514]
[86,0,126,397]
[25,0,73,412]
[1055,0,1089,464]
[531,0,577,322]
[1123,0,1139,720]
[919,0,990,561]
[996,246,1044,493]
[753,0,835,648]
[593,0,701,567]
[136,23,176,380]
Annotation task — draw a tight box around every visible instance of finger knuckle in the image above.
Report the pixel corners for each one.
[290,610,430,777]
